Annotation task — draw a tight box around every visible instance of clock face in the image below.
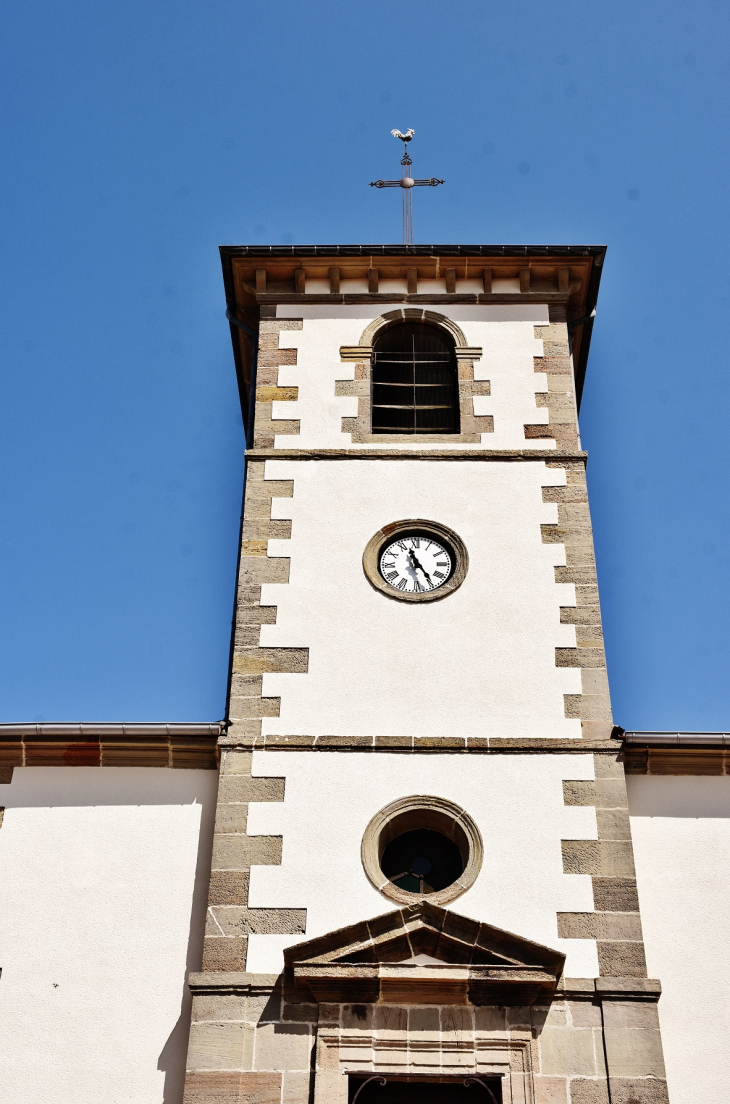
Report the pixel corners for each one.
[378,534,454,594]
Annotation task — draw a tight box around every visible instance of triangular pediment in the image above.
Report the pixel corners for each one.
[285,903,564,1006]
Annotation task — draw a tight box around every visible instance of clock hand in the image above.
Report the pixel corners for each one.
[408,548,432,583]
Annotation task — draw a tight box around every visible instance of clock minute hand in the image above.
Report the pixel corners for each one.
[408,548,432,583]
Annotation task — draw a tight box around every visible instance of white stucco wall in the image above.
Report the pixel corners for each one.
[261,457,580,739]
[628,776,730,1104]
[0,767,217,1104]
[274,303,553,450]
[245,750,599,978]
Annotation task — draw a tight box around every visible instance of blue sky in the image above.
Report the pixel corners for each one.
[1,0,728,728]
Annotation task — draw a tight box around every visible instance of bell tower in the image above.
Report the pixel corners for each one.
[183,246,670,1104]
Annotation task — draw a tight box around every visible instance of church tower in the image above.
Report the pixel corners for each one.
[183,246,669,1104]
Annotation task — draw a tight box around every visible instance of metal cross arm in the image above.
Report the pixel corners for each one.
[369,178,445,188]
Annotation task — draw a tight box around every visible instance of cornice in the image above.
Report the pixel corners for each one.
[220,243,606,259]
[0,722,221,775]
[254,292,570,305]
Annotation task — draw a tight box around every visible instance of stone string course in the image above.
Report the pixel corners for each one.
[218,735,618,752]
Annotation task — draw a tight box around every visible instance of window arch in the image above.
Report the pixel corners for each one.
[371,321,460,434]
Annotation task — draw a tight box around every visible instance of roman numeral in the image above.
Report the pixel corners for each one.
[412,537,420,548]
[396,579,407,590]
[385,571,398,582]
[436,562,448,568]
[433,571,446,580]
[413,581,423,592]
[397,541,407,550]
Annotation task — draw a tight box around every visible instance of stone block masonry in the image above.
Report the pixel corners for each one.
[184,977,668,1104]
[184,973,316,1104]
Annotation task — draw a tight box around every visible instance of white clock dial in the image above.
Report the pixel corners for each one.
[379,535,453,594]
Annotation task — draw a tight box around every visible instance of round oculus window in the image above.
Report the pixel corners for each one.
[361,796,483,906]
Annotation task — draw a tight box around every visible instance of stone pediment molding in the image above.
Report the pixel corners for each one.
[285,902,564,1006]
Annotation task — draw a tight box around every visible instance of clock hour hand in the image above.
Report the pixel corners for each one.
[408,548,432,583]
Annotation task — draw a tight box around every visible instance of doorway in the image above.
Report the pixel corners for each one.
[349,1076,502,1104]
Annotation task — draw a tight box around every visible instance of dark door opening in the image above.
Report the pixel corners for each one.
[349,1075,502,1104]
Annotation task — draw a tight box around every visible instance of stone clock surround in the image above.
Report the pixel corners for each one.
[361,518,469,603]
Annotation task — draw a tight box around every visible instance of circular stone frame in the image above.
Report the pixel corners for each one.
[362,519,469,603]
[361,795,483,906]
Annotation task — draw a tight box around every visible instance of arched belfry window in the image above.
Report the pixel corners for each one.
[371,322,460,434]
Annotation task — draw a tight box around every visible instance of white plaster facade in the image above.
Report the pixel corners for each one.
[274,303,554,450]
[245,750,599,979]
[260,457,580,740]
[628,775,730,1104]
[0,767,217,1104]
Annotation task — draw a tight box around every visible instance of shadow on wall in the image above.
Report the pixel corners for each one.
[158,775,217,1104]
[627,775,730,818]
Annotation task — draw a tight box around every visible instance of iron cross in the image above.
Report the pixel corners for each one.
[370,129,444,244]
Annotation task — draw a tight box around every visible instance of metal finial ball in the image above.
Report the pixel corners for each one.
[400,177,415,189]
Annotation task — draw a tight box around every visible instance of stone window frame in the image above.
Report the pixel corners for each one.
[361,795,484,907]
[338,308,493,444]
[362,519,469,604]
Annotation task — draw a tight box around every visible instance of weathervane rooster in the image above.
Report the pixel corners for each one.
[370,128,444,244]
